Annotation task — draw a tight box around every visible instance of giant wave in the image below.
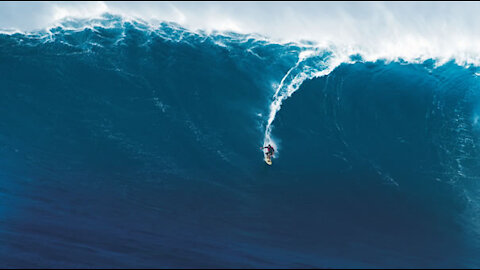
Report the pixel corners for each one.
[1,14,480,268]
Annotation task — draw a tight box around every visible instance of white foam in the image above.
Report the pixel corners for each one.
[2,2,480,66]
[263,47,352,153]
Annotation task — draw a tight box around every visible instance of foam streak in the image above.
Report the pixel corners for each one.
[263,49,348,154]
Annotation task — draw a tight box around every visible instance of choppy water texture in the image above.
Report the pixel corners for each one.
[1,15,480,268]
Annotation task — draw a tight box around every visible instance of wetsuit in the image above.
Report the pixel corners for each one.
[263,145,274,156]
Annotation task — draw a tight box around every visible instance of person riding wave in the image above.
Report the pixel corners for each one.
[261,144,275,158]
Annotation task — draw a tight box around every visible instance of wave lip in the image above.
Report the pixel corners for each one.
[4,2,480,65]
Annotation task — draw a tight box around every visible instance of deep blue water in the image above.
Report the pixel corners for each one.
[1,15,480,268]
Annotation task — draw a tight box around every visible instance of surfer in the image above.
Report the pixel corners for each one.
[261,144,275,158]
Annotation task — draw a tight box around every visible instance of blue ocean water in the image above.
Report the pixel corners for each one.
[1,14,480,268]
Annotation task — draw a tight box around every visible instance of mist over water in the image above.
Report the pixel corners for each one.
[1,3,480,268]
[3,2,480,64]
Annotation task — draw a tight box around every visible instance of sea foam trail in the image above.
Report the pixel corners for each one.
[263,49,350,155]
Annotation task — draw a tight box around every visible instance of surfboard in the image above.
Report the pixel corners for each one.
[265,154,272,165]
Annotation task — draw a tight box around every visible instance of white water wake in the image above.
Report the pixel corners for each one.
[263,48,350,155]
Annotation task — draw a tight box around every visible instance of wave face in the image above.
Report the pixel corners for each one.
[1,15,480,268]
